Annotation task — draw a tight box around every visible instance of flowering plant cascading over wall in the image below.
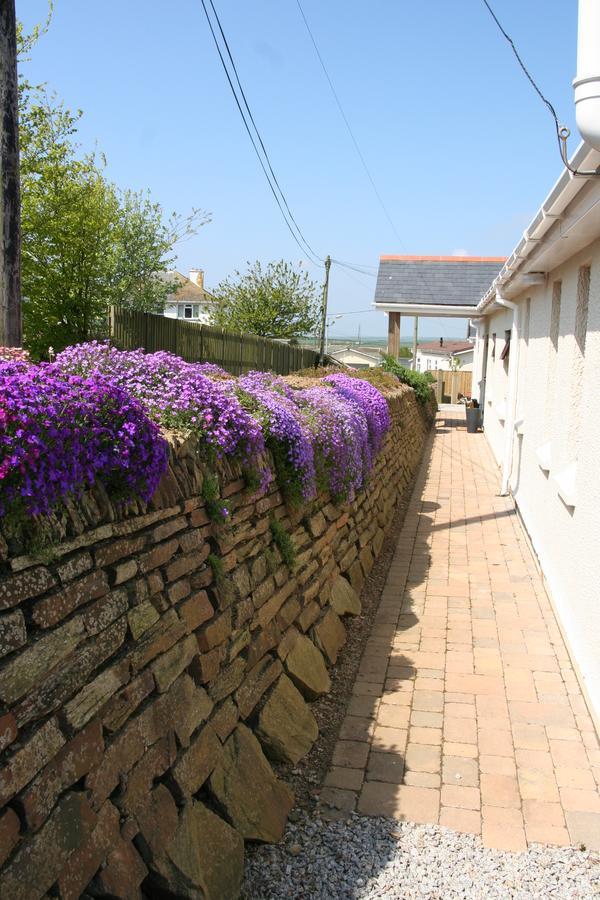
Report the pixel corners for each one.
[0,342,393,520]
[0,360,168,517]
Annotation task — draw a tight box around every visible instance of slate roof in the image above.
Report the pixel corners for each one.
[374,256,506,308]
[418,340,473,354]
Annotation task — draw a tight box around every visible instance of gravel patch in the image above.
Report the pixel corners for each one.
[241,812,600,899]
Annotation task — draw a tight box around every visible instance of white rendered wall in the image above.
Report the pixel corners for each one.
[478,238,600,723]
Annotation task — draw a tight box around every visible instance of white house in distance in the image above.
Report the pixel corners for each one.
[330,346,383,369]
[161,269,215,323]
[415,338,474,372]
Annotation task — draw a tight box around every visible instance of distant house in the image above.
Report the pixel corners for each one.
[373,256,506,357]
[162,269,215,323]
[330,346,383,369]
[415,338,474,372]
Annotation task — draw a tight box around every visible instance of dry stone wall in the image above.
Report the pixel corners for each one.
[0,385,434,899]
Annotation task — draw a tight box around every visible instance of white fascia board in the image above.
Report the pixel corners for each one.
[374,303,481,317]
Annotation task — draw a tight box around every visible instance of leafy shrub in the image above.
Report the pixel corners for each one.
[380,354,434,405]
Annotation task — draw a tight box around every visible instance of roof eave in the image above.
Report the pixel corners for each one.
[477,142,600,313]
[374,302,483,318]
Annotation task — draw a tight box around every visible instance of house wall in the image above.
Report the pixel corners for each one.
[477,237,600,724]
[331,349,381,368]
[0,388,435,898]
[416,350,474,373]
[164,302,212,325]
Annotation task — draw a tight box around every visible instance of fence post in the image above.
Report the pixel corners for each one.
[450,370,459,404]
[436,370,443,404]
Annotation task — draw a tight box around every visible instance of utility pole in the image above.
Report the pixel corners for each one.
[318,254,331,366]
[412,315,419,370]
[0,0,21,347]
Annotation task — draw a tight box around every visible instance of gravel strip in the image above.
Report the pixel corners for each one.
[241,812,600,899]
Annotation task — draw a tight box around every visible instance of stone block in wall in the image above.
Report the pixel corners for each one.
[256,674,318,764]
[0,807,20,868]
[167,577,191,605]
[0,566,55,611]
[56,551,93,584]
[0,719,65,807]
[60,658,129,731]
[150,801,244,900]
[0,712,17,753]
[80,587,128,636]
[102,669,155,734]
[197,609,232,652]
[152,633,198,693]
[0,618,85,706]
[92,836,148,900]
[360,545,374,577]
[20,720,104,831]
[95,534,146,568]
[0,791,97,900]
[127,600,160,640]
[313,609,347,665]
[330,575,361,617]
[208,657,246,703]
[179,590,214,633]
[130,609,185,673]
[210,696,239,742]
[235,656,282,719]
[138,537,179,575]
[348,559,365,593]
[285,634,331,700]
[0,609,26,659]
[16,618,128,729]
[208,724,294,843]
[277,625,300,661]
[297,600,320,633]
[56,799,120,900]
[171,723,221,797]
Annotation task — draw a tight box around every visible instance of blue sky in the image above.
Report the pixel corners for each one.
[18,0,577,340]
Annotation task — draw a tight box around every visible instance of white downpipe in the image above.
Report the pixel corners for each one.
[574,0,600,151]
[496,295,520,496]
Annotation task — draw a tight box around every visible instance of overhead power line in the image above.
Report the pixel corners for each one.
[480,0,600,176]
[199,0,323,265]
[295,0,435,302]
[295,0,404,247]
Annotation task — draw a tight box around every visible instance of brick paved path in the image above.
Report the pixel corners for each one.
[322,410,600,851]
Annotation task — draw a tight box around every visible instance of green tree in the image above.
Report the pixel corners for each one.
[17,16,210,357]
[211,260,321,339]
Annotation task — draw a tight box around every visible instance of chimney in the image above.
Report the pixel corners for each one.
[189,269,204,290]
[439,337,443,347]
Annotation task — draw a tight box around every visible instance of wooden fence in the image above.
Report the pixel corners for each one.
[433,369,473,403]
[109,308,328,376]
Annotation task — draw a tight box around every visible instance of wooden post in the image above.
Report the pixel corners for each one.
[0,0,21,347]
[450,370,459,404]
[387,312,401,358]
[411,316,419,370]
[436,370,443,404]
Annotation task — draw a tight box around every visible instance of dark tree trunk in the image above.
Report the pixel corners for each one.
[0,0,21,347]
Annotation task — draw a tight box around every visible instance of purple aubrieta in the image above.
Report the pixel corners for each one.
[1,342,391,518]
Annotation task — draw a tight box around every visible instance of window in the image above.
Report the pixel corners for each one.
[184,304,193,319]
[568,266,591,458]
[500,329,511,364]
[491,333,496,360]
